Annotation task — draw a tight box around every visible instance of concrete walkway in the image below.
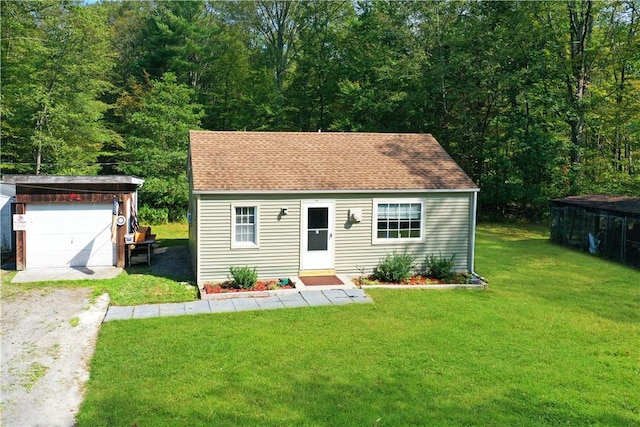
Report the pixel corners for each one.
[103,288,372,322]
[11,267,122,283]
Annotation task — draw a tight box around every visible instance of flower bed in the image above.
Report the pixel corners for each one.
[353,273,485,288]
[360,251,486,289]
[202,279,295,294]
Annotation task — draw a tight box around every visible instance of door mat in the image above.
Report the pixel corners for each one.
[300,275,344,286]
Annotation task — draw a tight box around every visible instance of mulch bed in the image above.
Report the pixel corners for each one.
[354,274,482,287]
[202,280,294,294]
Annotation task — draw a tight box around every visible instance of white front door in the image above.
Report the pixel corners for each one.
[301,202,334,271]
[26,203,115,269]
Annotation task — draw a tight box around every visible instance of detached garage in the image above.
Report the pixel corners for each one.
[1,175,143,270]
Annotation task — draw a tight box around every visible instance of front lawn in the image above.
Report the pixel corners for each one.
[77,223,640,426]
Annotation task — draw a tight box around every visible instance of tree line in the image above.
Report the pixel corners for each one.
[2,0,639,222]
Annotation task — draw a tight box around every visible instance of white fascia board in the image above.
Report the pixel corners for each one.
[2,175,144,186]
[193,188,480,195]
[469,191,478,273]
[195,194,202,285]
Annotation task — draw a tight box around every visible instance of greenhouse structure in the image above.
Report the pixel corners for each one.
[550,195,640,268]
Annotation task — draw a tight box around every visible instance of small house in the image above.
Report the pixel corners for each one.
[1,175,143,270]
[188,131,479,284]
[550,194,640,268]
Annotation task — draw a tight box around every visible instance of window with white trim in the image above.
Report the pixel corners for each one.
[232,206,258,247]
[374,201,423,242]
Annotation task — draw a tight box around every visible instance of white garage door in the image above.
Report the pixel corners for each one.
[26,203,115,269]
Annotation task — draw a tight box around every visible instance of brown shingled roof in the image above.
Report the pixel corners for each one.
[189,131,478,192]
[552,194,640,216]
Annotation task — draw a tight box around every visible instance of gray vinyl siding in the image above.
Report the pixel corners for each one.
[194,192,474,283]
[334,193,471,275]
[188,194,199,281]
[197,195,301,283]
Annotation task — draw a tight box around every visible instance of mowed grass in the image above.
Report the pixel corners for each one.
[1,268,197,305]
[77,223,640,426]
[151,222,189,247]
[0,223,197,305]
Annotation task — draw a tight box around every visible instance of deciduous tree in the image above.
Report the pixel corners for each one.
[1,0,116,175]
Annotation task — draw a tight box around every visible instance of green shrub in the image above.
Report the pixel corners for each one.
[424,252,456,281]
[138,205,169,225]
[228,266,258,289]
[373,251,416,283]
[136,171,189,223]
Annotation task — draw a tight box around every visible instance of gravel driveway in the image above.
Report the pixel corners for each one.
[0,240,365,426]
[0,246,192,426]
[1,287,109,427]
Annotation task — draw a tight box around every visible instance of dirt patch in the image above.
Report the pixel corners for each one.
[1,287,109,427]
[148,245,194,282]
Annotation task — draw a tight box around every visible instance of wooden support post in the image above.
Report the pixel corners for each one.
[14,203,25,271]
[116,193,128,268]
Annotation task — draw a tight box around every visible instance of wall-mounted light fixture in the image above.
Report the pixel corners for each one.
[349,208,362,223]
[280,208,288,216]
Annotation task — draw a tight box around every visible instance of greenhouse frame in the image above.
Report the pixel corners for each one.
[550,195,640,268]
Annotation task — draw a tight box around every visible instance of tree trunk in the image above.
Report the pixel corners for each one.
[566,0,594,192]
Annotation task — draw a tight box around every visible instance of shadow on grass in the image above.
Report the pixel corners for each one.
[462,388,638,426]
[156,238,188,248]
[125,245,194,284]
[78,375,639,426]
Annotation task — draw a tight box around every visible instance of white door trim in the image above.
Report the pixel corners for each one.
[300,201,335,271]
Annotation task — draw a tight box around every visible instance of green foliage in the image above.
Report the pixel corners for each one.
[373,251,416,283]
[114,73,202,221]
[138,205,168,225]
[228,266,258,290]
[136,176,189,223]
[1,0,116,175]
[3,1,640,220]
[424,252,457,282]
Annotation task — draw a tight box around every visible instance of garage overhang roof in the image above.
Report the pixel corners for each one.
[1,175,144,186]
